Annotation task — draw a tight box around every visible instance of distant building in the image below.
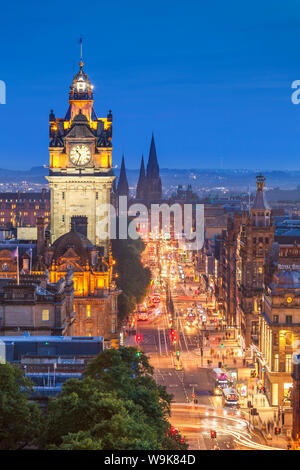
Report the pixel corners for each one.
[0,189,50,228]
[136,134,162,204]
[0,335,104,398]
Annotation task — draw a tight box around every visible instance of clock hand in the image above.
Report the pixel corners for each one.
[76,150,81,163]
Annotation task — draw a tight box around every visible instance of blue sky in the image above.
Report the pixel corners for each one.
[1,0,300,170]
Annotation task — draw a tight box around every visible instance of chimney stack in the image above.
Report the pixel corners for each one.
[37,216,46,255]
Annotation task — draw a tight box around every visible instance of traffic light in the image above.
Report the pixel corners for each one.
[220,343,224,348]
[136,334,142,343]
[176,350,180,360]
[172,334,177,343]
[210,430,217,439]
[136,350,141,358]
[275,427,281,435]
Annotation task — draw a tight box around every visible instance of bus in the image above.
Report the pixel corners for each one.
[222,387,239,407]
[137,305,148,321]
[211,368,231,395]
[137,311,148,321]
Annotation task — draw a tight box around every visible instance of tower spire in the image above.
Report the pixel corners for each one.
[146,133,159,178]
[144,134,162,203]
[136,155,146,200]
[117,155,129,198]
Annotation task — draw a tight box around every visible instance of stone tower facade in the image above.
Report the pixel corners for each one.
[46,58,115,255]
[240,175,275,347]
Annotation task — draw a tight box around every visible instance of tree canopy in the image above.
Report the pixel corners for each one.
[0,348,188,450]
[111,237,151,323]
[38,347,188,450]
[0,362,42,450]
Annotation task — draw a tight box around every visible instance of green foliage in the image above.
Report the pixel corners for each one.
[0,350,188,451]
[38,347,188,451]
[49,431,103,450]
[111,237,151,323]
[39,377,159,450]
[0,363,42,450]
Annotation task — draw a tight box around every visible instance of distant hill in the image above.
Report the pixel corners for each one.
[0,167,300,198]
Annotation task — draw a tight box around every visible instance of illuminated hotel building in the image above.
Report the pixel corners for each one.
[46,56,115,255]
[259,270,300,406]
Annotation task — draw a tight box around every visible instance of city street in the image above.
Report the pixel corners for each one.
[125,238,284,450]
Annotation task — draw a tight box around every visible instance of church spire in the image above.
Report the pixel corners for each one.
[117,155,129,198]
[143,134,162,203]
[146,133,160,178]
[136,155,146,200]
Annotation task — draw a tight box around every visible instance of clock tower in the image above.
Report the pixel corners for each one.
[46,57,115,255]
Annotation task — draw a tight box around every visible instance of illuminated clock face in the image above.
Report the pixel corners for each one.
[286,296,293,304]
[70,144,91,166]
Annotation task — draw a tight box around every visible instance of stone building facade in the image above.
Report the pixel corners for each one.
[239,175,275,347]
[0,272,74,336]
[259,270,300,406]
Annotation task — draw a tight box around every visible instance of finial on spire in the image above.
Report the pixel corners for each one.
[79,37,84,68]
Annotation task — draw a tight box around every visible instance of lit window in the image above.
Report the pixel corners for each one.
[87,305,91,318]
[286,354,292,373]
[42,309,50,321]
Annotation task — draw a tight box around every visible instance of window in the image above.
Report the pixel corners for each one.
[286,354,292,373]
[286,315,292,324]
[111,317,116,334]
[42,309,49,321]
[62,192,65,200]
[273,315,279,324]
[87,305,91,318]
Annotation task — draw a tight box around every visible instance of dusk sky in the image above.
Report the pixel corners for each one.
[1,0,300,171]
